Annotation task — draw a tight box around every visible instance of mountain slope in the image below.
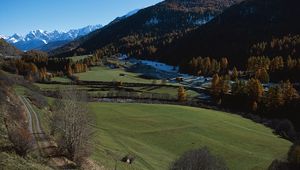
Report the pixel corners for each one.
[51,0,244,58]
[4,25,102,52]
[0,39,21,57]
[157,0,300,66]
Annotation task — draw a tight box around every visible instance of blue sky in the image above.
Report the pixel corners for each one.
[0,0,163,36]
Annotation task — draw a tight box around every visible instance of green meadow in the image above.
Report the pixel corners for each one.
[89,103,291,170]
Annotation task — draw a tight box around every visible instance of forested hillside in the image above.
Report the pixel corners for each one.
[51,0,243,59]
[0,39,21,57]
[157,0,300,66]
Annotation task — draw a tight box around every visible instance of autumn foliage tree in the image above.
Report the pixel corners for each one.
[246,78,264,111]
[281,80,299,102]
[211,74,229,104]
[255,68,270,83]
[185,57,225,76]
[178,86,187,102]
[220,57,229,74]
[231,67,239,81]
[265,86,284,110]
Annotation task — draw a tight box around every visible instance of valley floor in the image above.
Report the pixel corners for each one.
[89,103,291,170]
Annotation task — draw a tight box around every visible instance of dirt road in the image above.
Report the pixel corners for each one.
[20,96,76,169]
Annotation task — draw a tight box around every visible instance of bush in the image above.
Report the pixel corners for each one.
[170,147,228,170]
[288,142,300,169]
[268,160,289,170]
[8,127,34,157]
[275,119,296,140]
[268,142,300,170]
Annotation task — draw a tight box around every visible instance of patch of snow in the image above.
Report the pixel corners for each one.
[121,56,216,89]
[6,33,23,43]
[41,39,47,44]
[145,17,160,25]
[8,37,18,43]
[193,15,214,26]
[118,54,129,60]
[139,60,179,73]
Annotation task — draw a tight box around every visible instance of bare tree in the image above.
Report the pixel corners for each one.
[51,88,93,162]
[170,147,228,170]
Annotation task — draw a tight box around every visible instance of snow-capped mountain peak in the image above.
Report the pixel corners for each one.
[7,33,23,43]
[2,24,102,51]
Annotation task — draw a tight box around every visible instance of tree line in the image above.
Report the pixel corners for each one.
[2,50,95,82]
[181,56,229,76]
[210,74,300,140]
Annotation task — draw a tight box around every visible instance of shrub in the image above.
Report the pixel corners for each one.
[268,160,289,170]
[288,142,300,169]
[170,147,228,170]
[275,119,296,140]
[268,142,300,170]
[8,127,34,157]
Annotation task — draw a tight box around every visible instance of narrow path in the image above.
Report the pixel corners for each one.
[19,96,76,169]
[19,96,33,134]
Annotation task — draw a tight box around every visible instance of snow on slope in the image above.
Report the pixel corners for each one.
[140,60,179,73]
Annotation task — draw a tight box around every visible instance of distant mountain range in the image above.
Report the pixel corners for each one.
[1,25,102,52]
[50,0,244,57]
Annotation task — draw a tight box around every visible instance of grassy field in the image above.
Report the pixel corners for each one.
[51,76,71,83]
[133,86,198,98]
[33,81,200,100]
[75,66,154,83]
[89,103,291,170]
